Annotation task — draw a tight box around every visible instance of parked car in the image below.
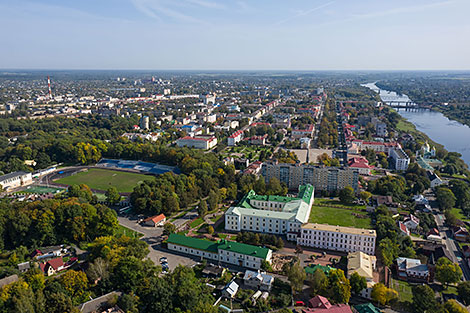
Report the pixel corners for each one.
[160,257,168,263]
[295,301,305,306]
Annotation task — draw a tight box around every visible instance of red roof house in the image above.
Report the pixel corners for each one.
[302,296,353,313]
[143,214,166,227]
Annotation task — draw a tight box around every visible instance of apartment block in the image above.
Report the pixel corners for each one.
[261,161,359,191]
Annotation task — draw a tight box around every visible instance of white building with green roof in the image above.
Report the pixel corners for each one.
[224,184,314,236]
[167,234,272,270]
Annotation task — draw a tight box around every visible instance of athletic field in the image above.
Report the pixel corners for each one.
[17,185,65,194]
[55,168,152,193]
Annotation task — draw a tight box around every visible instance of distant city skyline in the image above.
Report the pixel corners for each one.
[1,0,469,70]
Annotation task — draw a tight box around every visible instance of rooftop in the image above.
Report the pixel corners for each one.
[302,223,376,237]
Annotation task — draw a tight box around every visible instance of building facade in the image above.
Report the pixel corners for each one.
[0,171,33,190]
[225,185,314,235]
[176,135,218,150]
[166,234,272,270]
[390,147,410,171]
[294,223,376,255]
[261,162,359,191]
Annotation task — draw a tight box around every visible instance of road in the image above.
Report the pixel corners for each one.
[118,216,197,270]
[435,213,470,280]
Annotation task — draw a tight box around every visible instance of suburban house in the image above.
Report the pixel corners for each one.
[352,303,382,313]
[142,214,166,227]
[347,251,377,299]
[427,171,444,188]
[202,264,225,278]
[166,234,272,270]
[302,295,353,313]
[398,221,410,236]
[243,270,274,291]
[395,257,430,282]
[0,275,19,289]
[78,291,122,313]
[39,257,64,276]
[453,226,469,242]
[403,214,420,231]
[222,281,239,298]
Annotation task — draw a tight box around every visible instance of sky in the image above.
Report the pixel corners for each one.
[0,0,469,70]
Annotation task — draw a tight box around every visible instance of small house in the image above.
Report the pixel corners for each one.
[222,281,239,299]
[142,214,166,227]
[243,270,274,291]
[39,257,64,276]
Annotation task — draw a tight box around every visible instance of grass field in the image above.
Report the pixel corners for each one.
[190,218,205,228]
[116,225,143,238]
[55,168,152,193]
[391,279,413,303]
[451,207,470,222]
[17,185,65,194]
[309,199,371,229]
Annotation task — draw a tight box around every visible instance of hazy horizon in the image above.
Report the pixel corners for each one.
[1,0,469,70]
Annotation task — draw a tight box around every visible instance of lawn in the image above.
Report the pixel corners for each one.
[55,168,152,193]
[451,207,470,222]
[308,199,371,229]
[391,278,413,303]
[396,120,417,133]
[190,218,205,228]
[116,225,143,238]
[17,185,65,194]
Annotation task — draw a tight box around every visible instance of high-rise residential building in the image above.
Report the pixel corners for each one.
[225,184,315,235]
[140,116,150,130]
[261,161,359,191]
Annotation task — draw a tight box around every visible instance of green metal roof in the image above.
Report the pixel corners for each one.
[167,234,219,253]
[353,303,382,313]
[304,264,333,275]
[238,184,314,207]
[167,234,270,259]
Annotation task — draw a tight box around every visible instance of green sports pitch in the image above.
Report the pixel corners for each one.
[55,168,152,193]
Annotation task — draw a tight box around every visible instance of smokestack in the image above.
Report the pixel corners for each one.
[47,76,52,99]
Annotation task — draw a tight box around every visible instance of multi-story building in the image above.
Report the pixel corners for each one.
[261,161,359,191]
[166,234,272,270]
[0,171,33,191]
[390,147,410,171]
[225,185,315,235]
[294,223,376,255]
[140,116,150,130]
[176,135,218,150]
[227,130,244,146]
[292,124,314,138]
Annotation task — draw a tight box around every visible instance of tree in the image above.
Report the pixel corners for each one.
[163,223,176,236]
[371,283,398,306]
[58,270,90,305]
[444,300,467,313]
[286,261,306,293]
[327,269,351,304]
[308,269,328,295]
[339,186,355,205]
[436,187,456,211]
[207,226,214,235]
[359,191,372,202]
[207,190,219,211]
[435,257,462,288]
[105,187,121,205]
[412,284,438,313]
[349,272,367,294]
[457,281,470,305]
[378,238,399,267]
[197,201,208,217]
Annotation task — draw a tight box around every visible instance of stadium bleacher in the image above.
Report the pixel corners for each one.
[96,159,180,175]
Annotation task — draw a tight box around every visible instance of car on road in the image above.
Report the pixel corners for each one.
[295,301,305,306]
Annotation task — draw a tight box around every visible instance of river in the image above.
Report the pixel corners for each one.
[362,83,470,167]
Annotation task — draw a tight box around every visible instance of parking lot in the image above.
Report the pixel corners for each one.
[117,216,197,270]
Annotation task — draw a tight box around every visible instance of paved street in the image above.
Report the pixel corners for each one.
[118,216,197,270]
[435,213,470,280]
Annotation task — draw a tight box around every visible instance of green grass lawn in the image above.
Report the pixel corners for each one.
[308,199,371,228]
[116,224,143,238]
[451,207,470,222]
[17,185,65,194]
[391,278,413,303]
[55,168,152,193]
[396,120,417,133]
[190,218,205,228]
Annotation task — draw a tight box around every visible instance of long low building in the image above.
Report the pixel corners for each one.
[0,171,33,191]
[294,223,376,255]
[176,135,218,150]
[166,234,272,270]
[225,184,315,235]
